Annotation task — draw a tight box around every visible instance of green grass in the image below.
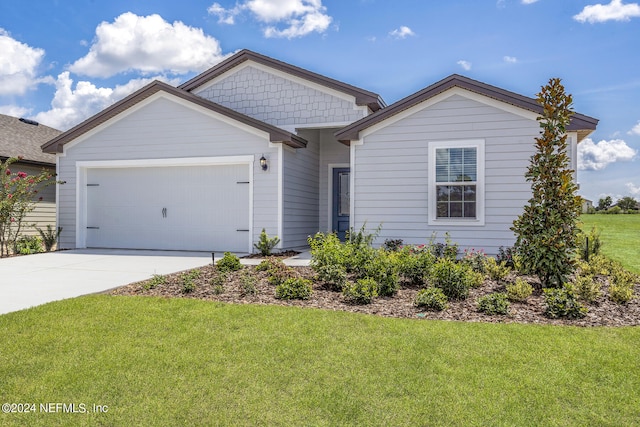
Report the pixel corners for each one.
[580,214,640,274]
[1,296,639,426]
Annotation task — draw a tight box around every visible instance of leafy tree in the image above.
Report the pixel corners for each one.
[0,157,56,257]
[597,196,612,211]
[617,196,638,211]
[511,78,582,288]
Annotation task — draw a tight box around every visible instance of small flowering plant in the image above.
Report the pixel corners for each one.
[1,157,57,257]
[462,248,488,273]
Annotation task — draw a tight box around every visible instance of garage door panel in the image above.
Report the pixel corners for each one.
[85,164,250,252]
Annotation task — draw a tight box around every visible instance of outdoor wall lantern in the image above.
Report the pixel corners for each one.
[260,155,268,171]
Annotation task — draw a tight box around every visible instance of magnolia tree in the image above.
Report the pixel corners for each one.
[511,78,582,288]
[0,157,56,257]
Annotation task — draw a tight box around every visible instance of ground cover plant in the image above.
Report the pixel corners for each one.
[1,296,639,426]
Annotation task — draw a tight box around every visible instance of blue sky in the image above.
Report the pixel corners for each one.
[0,0,638,203]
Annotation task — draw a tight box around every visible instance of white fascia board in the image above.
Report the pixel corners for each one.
[192,60,360,107]
[62,92,271,155]
[76,155,255,169]
[360,87,539,141]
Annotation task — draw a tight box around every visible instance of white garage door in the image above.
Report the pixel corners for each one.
[85,164,250,252]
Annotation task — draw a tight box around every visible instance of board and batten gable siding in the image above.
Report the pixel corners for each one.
[56,95,280,250]
[282,129,320,248]
[192,64,367,128]
[353,93,541,255]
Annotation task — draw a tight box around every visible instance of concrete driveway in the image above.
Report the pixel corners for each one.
[0,249,213,315]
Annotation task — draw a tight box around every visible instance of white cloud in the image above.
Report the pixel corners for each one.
[69,13,227,78]
[208,0,332,38]
[389,26,415,39]
[457,60,472,71]
[628,120,640,135]
[574,0,640,23]
[32,72,180,130]
[626,182,640,196]
[0,28,52,95]
[504,56,518,63]
[0,105,31,117]
[521,0,539,4]
[578,138,637,170]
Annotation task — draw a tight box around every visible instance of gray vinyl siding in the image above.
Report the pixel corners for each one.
[353,94,540,255]
[193,65,366,127]
[282,129,320,248]
[56,96,280,251]
[318,129,350,232]
[13,163,56,237]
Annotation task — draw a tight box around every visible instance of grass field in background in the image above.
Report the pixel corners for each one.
[1,295,639,426]
[580,214,640,274]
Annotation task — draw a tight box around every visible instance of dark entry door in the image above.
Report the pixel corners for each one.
[332,167,350,241]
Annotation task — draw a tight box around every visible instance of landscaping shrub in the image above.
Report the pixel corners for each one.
[342,278,378,304]
[506,278,533,302]
[543,285,587,319]
[576,225,602,261]
[429,258,475,300]
[497,246,515,268]
[484,257,511,282]
[308,232,347,290]
[216,252,242,273]
[240,270,258,296]
[609,283,634,304]
[395,246,435,286]
[36,225,62,252]
[477,293,510,315]
[275,278,313,300]
[461,248,487,273]
[15,235,44,255]
[210,271,226,295]
[144,274,167,291]
[181,270,201,294]
[256,257,284,273]
[414,287,448,311]
[430,233,458,261]
[363,249,399,297]
[573,275,601,303]
[383,238,403,251]
[267,263,296,287]
[253,228,280,256]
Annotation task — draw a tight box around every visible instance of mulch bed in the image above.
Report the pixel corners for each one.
[111,265,640,327]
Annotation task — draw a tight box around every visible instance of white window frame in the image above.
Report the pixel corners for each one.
[428,139,485,226]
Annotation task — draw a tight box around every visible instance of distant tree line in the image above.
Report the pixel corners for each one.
[588,195,639,214]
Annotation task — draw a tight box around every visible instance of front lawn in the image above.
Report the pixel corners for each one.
[580,214,640,274]
[1,296,639,426]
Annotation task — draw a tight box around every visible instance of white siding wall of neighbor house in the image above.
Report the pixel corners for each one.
[282,129,320,248]
[192,64,367,128]
[14,164,56,237]
[353,93,541,255]
[56,95,280,251]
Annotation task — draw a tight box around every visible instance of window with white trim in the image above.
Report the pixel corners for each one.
[429,140,484,225]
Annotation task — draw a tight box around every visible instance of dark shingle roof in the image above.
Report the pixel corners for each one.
[0,114,60,165]
[335,74,599,144]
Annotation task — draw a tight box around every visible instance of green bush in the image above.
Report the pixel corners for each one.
[462,248,487,273]
[253,228,280,256]
[342,278,379,304]
[395,246,435,286]
[267,263,296,287]
[15,235,44,255]
[543,285,587,319]
[506,278,533,302]
[429,258,475,300]
[363,249,399,297]
[308,232,348,290]
[609,283,634,304]
[36,225,62,252]
[414,287,448,311]
[181,270,200,294]
[256,257,284,273]
[275,278,313,300]
[573,275,601,303]
[240,270,258,296]
[576,226,602,261]
[383,238,403,251]
[216,252,242,273]
[484,257,511,282]
[144,274,167,291]
[477,293,510,315]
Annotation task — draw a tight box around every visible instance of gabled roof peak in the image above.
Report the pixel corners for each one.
[179,49,385,112]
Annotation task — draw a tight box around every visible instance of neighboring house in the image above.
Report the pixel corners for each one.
[582,198,594,213]
[41,50,598,254]
[1,114,61,236]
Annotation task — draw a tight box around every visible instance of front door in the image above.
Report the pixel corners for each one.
[332,167,350,241]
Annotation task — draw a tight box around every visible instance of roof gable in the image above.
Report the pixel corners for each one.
[42,81,307,154]
[179,49,385,112]
[335,74,599,144]
[0,114,60,165]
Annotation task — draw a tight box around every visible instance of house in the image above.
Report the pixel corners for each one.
[581,198,594,214]
[1,114,61,236]
[41,50,598,254]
